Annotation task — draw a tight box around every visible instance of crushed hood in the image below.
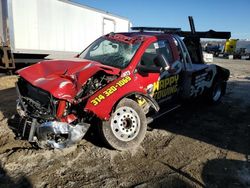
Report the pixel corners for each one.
[17,59,121,101]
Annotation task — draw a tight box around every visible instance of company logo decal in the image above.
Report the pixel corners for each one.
[149,75,179,100]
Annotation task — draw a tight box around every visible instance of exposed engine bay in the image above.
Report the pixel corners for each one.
[75,72,118,101]
[16,72,117,149]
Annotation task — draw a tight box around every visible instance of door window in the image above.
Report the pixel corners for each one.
[156,40,174,64]
[141,43,158,67]
[141,40,174,67]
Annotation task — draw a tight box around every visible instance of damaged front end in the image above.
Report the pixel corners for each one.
[15,60,119,149]
[16,77,91,149]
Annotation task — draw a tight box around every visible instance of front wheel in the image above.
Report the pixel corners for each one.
[99,98,147,150]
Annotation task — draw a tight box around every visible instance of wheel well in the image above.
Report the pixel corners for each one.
[112,93,160,115]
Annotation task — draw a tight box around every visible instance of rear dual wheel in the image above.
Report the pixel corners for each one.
[99,98,147,150]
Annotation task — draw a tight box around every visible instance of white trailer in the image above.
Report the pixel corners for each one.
[0,0,131,70]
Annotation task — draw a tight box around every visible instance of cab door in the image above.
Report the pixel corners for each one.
[137,39,182,104]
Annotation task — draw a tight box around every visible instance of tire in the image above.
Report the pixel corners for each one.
[207,81,223,104]
[99,98,147,150]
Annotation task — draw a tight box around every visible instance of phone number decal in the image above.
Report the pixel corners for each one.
[91,76,131,106]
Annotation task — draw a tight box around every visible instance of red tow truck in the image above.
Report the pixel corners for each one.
[16,17,230,150]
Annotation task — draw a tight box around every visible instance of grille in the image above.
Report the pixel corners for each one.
[17,77,51,108]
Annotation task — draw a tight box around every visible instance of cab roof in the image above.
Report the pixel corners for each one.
[105,32,173,44]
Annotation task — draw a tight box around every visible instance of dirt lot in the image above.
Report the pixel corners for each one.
[0,58,249,188]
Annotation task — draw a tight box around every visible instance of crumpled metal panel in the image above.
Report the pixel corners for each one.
[17,59,120,102]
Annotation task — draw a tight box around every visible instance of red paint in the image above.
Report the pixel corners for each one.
[61,114,78,124]
[57,100,66,118]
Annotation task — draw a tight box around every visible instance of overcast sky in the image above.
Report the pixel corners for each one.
[73,0,250,40]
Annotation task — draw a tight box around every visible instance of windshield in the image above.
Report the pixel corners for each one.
[79,37,141,69]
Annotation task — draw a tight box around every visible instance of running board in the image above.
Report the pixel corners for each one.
[147,105,181,124]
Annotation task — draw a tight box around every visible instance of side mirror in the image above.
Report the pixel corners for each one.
[154,54,170,71]
[137,65,161,73]
[168,60,182,74]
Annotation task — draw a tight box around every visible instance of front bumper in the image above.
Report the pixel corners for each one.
[17,115,90,149]
[16,84,90,149]
[37,121,90,149]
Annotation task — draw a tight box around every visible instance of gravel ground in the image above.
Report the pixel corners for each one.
[0,58,249,188]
